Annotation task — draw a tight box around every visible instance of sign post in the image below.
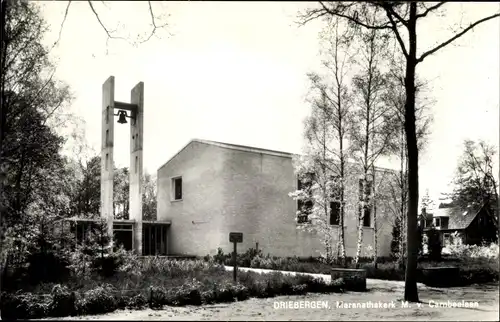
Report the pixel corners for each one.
[229,232,243,283]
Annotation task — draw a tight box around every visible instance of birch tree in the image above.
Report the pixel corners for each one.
[299,17,357,265]
[299,1,499,301]
[290,93,340,263]
[349,26,395,267]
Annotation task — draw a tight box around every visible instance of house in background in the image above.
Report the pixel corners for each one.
[156,139,398,258]
[420,202,498,246]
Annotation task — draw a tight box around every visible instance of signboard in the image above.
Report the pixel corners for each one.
[229,232,243,243]
[229,232,243,283]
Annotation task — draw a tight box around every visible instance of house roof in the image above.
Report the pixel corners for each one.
[433,204,484,230]
[157,138,398,173]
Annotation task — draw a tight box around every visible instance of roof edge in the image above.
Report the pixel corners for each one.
[157,138,399,174]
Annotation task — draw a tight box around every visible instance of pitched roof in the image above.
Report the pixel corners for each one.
[433,204,484,230]
[157,138,398,173]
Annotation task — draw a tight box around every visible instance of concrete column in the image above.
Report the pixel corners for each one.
[130,82,144,255]
[101,76,115,237]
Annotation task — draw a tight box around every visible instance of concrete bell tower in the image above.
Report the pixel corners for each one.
[101,76,144,254]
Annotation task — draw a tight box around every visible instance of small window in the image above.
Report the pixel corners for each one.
[297,200,313,223]
[106,107,109,124]
[105,153,109,171]
[172,177,182,201]
[135,156,138,173]
[106,129,109,145]
[363,208,371,227]
[330,201,340,225]
[434,217,441,228]
[297,173,315,224]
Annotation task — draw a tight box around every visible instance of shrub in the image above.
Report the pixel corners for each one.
[0,291,51,320]
[427,228,442,260]
[49,284,76,317]
[149,286,169,308]
[26,251,71,285]
[78,284,118,315]
[213,247,227,264]
[128,293,148,309]
[170,279,203,306]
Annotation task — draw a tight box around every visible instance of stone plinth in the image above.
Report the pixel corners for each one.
[331,268,367,291]
[421,266,460,287]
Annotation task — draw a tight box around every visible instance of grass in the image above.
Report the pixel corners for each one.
[0,257,347,320]
[204,247,499,286]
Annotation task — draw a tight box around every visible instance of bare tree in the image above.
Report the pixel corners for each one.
[304,17,357,266]
[299,1,499,301]
[53,1,170,48]
[348,25,395,267]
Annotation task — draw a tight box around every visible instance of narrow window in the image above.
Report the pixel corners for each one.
[106,129,109,145]
[105,153,109,171]
[363,207,371,227]
[173,177,182,200]
[297,173,315,224]
[135,156,138,173]
[359,179,372,227]
[330,201,341,225]
[106,107,109,124]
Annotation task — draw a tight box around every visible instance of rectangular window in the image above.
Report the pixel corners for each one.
[106,107,109,124]
[363,207,371,227]
[358,179,372,227]
[297,173,315,224]
[435,217,441,228]
[172,177,182,200]
[441,217,449,229]
[330,201,340,225]
[330,175,341,200]
[135,156,138,173]
[105,129,109,145]
[105,153,109,171]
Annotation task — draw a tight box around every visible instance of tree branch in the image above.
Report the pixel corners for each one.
[416,2,448,19]
[139,1,170,44]
[87,1,126,42]
[317,1,394,30]
[52,1,72,49]
[417,12,500,64]
[382,4,409,58]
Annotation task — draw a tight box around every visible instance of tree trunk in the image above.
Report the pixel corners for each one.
[403,2,419,303]
[372,168,378,269]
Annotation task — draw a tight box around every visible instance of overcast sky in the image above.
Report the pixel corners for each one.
[38,2,499,203]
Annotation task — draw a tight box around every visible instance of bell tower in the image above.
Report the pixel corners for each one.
[101,76,144,254]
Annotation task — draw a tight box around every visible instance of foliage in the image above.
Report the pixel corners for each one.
[113,167,130,219]
[299,1,499,301]
[426,228,442,261]
[444,232,499,260]
[1,257,344,319]
[142,173,157,220]
[452,140,499,219]
[390,216,402,259]
[71,155,100,218]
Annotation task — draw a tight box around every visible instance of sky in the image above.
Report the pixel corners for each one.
[38,1,499,204]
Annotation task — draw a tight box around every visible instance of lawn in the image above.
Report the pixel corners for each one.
[205,246,499,286]
[43,278,500,321]
[0,257,346,320]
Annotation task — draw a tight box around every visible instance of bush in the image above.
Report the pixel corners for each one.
[0,291,51,320]
[26,251,71,285]
[49,284,76,317]
[427,228,442,261]
[78,284,118,315]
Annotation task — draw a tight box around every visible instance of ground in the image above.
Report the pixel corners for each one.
[46,267,499,321]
